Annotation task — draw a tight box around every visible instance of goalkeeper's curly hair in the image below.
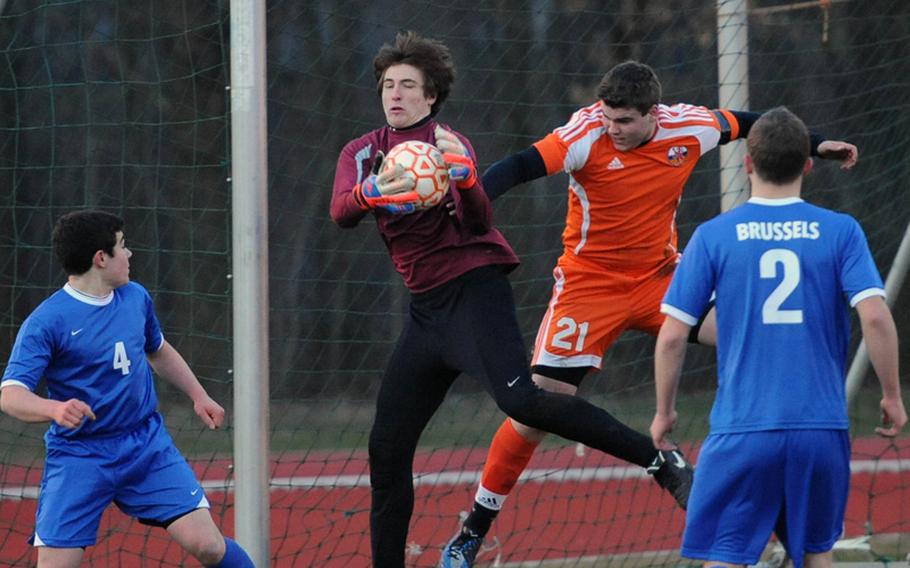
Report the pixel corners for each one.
[373,30,455,118]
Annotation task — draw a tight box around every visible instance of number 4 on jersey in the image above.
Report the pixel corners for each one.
[113,341,132,375]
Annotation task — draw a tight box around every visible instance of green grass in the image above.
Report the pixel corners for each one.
[0,383,896,462]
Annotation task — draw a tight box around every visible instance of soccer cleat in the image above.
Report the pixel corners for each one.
[647,449,694,510]
[440,529,484,568]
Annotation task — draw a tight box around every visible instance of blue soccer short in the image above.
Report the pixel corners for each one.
[682,429,850,568]
[33,412,209,548]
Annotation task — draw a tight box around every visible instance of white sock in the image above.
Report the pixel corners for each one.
[474,485,508,511]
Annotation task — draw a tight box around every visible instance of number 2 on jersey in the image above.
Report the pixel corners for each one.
[113,341,132,375]
[760,248,803,324]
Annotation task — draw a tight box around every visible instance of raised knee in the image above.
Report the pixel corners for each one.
[495,386,546,424]
[189,534,226,566]
[497,399,537,427]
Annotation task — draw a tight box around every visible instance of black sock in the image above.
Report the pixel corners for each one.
[463,502,498,537]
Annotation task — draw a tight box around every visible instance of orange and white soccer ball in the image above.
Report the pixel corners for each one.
[383,140,449,209]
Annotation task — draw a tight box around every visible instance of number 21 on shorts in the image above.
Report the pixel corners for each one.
[551,317,590,351]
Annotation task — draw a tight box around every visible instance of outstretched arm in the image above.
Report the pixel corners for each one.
[723,110,858,169]
[855,296,906,437]
[815,140,858,169]
[481,146,548,201]
[147,341,224,430]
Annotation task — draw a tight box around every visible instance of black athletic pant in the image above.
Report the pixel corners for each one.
[369,265,656,567]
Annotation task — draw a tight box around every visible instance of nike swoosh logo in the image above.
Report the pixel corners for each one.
[507,375,521,388]
[71,329,83,336]
[191,488,199,495]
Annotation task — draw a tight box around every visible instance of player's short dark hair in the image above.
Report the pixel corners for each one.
[748,106,811,185]
[373,30,455,117]
[596,61,662,115]
[52,210,124,276]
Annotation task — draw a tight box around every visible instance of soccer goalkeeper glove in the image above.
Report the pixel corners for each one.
[435,126,477,190]
[352,151,419,213]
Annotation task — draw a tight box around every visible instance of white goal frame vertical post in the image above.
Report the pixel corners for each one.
[229,0,270,564]
[717,0,750,212]
[846,221,910,405]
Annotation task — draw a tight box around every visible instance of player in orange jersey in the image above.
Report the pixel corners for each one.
[439,61,858,568]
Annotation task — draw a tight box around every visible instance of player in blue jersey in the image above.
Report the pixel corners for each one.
[0,211,254,568]
[650,107,906,568]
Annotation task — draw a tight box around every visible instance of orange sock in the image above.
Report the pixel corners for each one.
[479,418,541,497]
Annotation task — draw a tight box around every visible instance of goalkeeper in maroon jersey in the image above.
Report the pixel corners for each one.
[331,31,703,568]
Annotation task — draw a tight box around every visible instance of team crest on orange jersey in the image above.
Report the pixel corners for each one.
[667,146,689,166]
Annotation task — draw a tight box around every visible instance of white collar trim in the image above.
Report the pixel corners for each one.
[64,283,114,306]
[748,196,803,206]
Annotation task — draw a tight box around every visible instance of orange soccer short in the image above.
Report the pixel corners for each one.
[531,258,675,370]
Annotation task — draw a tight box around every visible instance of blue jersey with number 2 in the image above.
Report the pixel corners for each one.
[2,281,163,441]
[662,197,884,434]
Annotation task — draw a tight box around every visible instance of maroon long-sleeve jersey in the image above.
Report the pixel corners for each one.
[331,118,519,293]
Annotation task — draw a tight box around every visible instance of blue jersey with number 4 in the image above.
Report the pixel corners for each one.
[662,197,884,434]
[2,281,163,441]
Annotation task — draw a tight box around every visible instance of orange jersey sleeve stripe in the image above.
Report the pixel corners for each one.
[657,104,718,128]
[554,103,602,143]
[534,103,604,175]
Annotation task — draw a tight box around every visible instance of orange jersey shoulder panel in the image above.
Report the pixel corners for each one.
[533,102,604,176]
